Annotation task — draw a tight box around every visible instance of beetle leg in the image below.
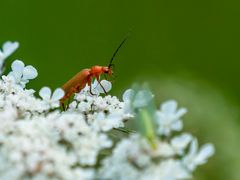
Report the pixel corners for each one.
[98,80,107,94]
[61,101,66,111]
[96,76,107,94]
[89,86,96,95]
[88,76,96,95]
[66,98,71,109]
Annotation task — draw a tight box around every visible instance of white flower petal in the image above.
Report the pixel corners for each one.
[52,88,65,101]
[8,71,22,83]
[122,89,134,102]
[92,80,98,88]
[171,133,192,151]
[11,60,24,74]
[161,100,177,113]
[69,101,77,109]
[22,65,38,80]
[156,142,175,157]
[39,87,52,100]
[50,101,60,109]
[133,90,153,108]
[87,80,100,95]
[194,143,215,165]
[171,120,183,131]
[96,112,105,121]
[2,41,19,59]
[0,52,3,61]
[20,80,29,88]
[176,108,187,118]
[96,80,112,94]
[189,138,198,157]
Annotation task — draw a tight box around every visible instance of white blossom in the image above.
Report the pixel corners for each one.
[122,88,154,117]
[142,160,191,180]
[93,112,124,132]
[0,76,47,114]
[94,79,112,93]
[7,60,38,88]
[123,89,154,109]
[0,41,19,74]
[99,135,191,180]
[155,100,187,136]
[79,79,112,96]
[39,87,64,109]
[122,89,135,102]
[0,41,214,180]
[183,138,215,171]
[132,90,154,108]
[171,133,192,155]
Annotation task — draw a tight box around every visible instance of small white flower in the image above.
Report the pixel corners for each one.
[122,89,135,115]
[122,89,135,102]
[39,87,64,109]
[0,41,19,74]
[73,168,95,180]
[132,90,154,109]
[69,101,78,109]
[183,138,215,171]
[81,80,112,95]
[154,142,175,157]
[156,100,187,136]
[122,89,154,115]
[8,60,38,88]
[94,80,112,94]
[146,159,191,180]
[77,101,92,112]
[0,41,19,60]
[93,112,124,132]
[75,132,112,166]
[93,96,108,110]
[171,133,192,155]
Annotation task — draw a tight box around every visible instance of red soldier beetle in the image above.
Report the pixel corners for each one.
[60,37,128,110]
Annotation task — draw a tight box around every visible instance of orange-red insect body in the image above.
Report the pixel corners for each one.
[60,36,128,110]
[60,66,112,104]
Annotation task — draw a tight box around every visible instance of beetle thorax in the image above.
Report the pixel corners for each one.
[90,66,102,75]
[90,65,113,76]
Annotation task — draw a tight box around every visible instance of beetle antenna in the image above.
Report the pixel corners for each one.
[108,35,129,67]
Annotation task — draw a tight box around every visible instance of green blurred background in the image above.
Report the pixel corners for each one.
[1,0,240,179]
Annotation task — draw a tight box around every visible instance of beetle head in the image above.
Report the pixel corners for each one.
[103,66,113,76]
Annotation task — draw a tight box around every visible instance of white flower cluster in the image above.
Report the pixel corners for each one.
[0,41,214,180]
[99,89,215,180]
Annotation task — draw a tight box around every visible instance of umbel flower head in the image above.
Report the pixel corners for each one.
[100,87,215,180]
[0,41,215,180]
